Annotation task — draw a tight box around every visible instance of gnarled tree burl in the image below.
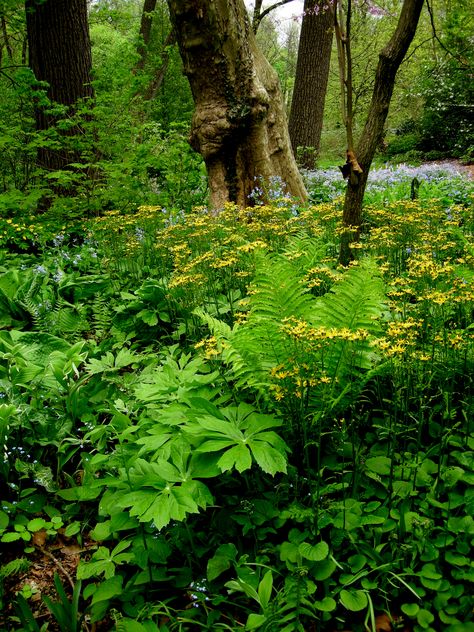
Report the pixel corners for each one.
[167,0,307,209]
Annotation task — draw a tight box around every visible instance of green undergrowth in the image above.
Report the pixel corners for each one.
[0,176,473,631]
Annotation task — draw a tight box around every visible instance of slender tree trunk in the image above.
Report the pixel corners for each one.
[252,0,264,32]
[289,0,334,169]
[25,0,94,173]
[339,0,424,264]
[167,0,307,209]
[134,0,157,74]
[1,15,13,60]
[142,30,176,101]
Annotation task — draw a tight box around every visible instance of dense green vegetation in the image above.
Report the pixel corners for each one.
[0,0,473,631]
[1,165,473,631]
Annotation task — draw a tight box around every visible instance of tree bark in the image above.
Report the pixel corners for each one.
[25,0,94,173]
[339,0,424,264]
[167,0,307,209]
[134,0,158,74]
[288,0,334,169]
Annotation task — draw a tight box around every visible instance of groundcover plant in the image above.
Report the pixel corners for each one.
[0,169,473,632]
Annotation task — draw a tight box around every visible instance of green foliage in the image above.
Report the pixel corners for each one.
[1,2,473,621]
[197,254,386,431]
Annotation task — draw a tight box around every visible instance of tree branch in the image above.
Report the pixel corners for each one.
[253,0,295,33]
[425,0,472,70]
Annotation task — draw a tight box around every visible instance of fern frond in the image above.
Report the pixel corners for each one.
[311,260,387,332]
[194,308,269,393]
[248,252,315,322]
[281,231,328,274]
[92,294,113,338]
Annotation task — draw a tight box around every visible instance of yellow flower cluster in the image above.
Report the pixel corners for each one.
[194,335,227,360]
[78,193,473,379]
[281,317,369,343]
[269,362,335,400]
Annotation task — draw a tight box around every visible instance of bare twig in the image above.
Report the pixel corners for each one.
[37,545,75,591]
[253,0,295,32]
[425,0,473,70]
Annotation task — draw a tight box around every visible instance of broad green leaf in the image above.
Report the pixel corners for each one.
[90,575,123,604]
[77,558,114,580]
[244,413,282,434]
[312,557,337,580]
[249,441,287,475]
[136,432,172,455]
[225,579,259,603]
[140,494,172,529]
[27,518,47,532]
[419,563,442,580]
[279,541,300,564]
[116,620,150,632]
[189,452,222,478]
[218,444,252,473]
[187,397,226,419]
[445,551,470,566]
[64,521,81,537]
[171,485,200,515]
[315,597,337,612]
[257,570,273,610]
[246,613,267,630]
[57,485,103,501]
[417,608,435,628]
[1,532,22,543]
[153,458,181,482]
[0,510,9,531]
[348,554,367,573]
[298,541,329,562]
[195,416,244,440]
[448,515,474,534]
[360,514,386,525]
[207,543,238,582]
[111,540,132,556]
[440,466,464,488]
[365,456,392,476]
[118,490,156,518]
[195,439,236,452]
[91,521,112,541]
[340,589,368,612]
[138,309,158,326]
[401,603,420,617]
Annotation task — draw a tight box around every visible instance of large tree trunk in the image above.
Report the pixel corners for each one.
[289,0,334,169]
[340,0,424,264]
[167,0,307,209]
[25,0,94,173]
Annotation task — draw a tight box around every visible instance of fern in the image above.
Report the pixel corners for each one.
[249,252,315,322]
[0,557,30,581]
[281,230,329,275]
[311,260,387,331]
[194,309,270,394]
[91,293,113,339]
[196,256,387,418]
[308,260,387,381]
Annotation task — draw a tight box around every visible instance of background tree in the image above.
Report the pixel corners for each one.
[417,0,473,158]
[338,0,424,264]
[25,0,94,173]
[134,0,157,74]
[288,0,334,168]
[167,0,306,209]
